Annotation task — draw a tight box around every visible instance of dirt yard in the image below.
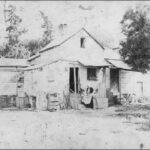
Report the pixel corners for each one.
[0,105,150,149]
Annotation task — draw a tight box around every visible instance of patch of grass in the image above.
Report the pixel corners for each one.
[136,121,150,132]
[115,104,150,112]
[109,104,150,131]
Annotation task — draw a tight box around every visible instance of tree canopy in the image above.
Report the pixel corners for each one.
[119,6,150,73]
[3,5,30,58]
[25,39,42,56]
[39,11,53,47]
[0,5,54,59]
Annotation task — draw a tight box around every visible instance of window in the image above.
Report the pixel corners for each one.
[87,68,97,81]
[80,37,85,48]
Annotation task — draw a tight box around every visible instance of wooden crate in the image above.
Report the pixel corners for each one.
[69,94,82,109]
[0,96,7,108]
[47,94,61,110]
[94,96,108,109]
[16,97,25,108]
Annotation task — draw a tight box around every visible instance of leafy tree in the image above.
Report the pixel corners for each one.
[39,11,53,47]
[3,5,30,58]
[23,11,54,57]
[25,39,42,56]
[119,7,150,73]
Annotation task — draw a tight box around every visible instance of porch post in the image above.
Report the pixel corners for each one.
[119,69,121,102]
[73,66,77,94]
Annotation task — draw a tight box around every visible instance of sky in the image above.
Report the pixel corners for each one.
[0,1,148,48]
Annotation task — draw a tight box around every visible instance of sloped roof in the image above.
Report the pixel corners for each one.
[25,58,110,71]
[39,28,104,53]
[39,28,82,53]
[24,63,46,71]
[25,57,132,71]
[28,27,120,62]
[0,58,28,67]
[79,59,110,67]
[106,58,132,70]
[25,59,70,71]
[103,48,121,60]
[27,53,40,61]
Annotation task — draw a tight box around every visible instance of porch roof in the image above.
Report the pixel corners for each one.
[0,58,28,67]
[106,59,132,70]
[24,58,111,71]
[78,59,110,67]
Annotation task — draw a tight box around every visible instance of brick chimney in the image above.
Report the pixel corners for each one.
[58,23,68,36]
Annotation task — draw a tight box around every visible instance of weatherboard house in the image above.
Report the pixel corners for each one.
[0,27,148,109]
[21,27,147,110]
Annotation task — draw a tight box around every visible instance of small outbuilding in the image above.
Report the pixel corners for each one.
[0,58,28,108]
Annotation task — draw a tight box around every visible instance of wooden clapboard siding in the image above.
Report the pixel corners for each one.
[24,71,34,96]
[120,70,146,96]
[0,70,19,95]
[120,70,134,94]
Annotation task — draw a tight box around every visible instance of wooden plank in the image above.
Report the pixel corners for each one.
[105,68,110,89]
[119,69,121,101]
[98,68,106,98]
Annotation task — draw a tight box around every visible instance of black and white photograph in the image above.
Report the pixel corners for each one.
[0,0,150,149]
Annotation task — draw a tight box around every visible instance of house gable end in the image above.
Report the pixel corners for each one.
[39,28,106,65]
[39,28,105,53]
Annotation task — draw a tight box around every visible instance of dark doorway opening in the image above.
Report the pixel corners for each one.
[110,68,120,105]
[69,67,79,93]
[110,68,119,93]
[137,81,143,96]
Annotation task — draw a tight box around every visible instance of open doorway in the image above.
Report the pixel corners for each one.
[69,67,79,93]
[110,68,120,105]
[137,81,143,96]
[110,68,119,93]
